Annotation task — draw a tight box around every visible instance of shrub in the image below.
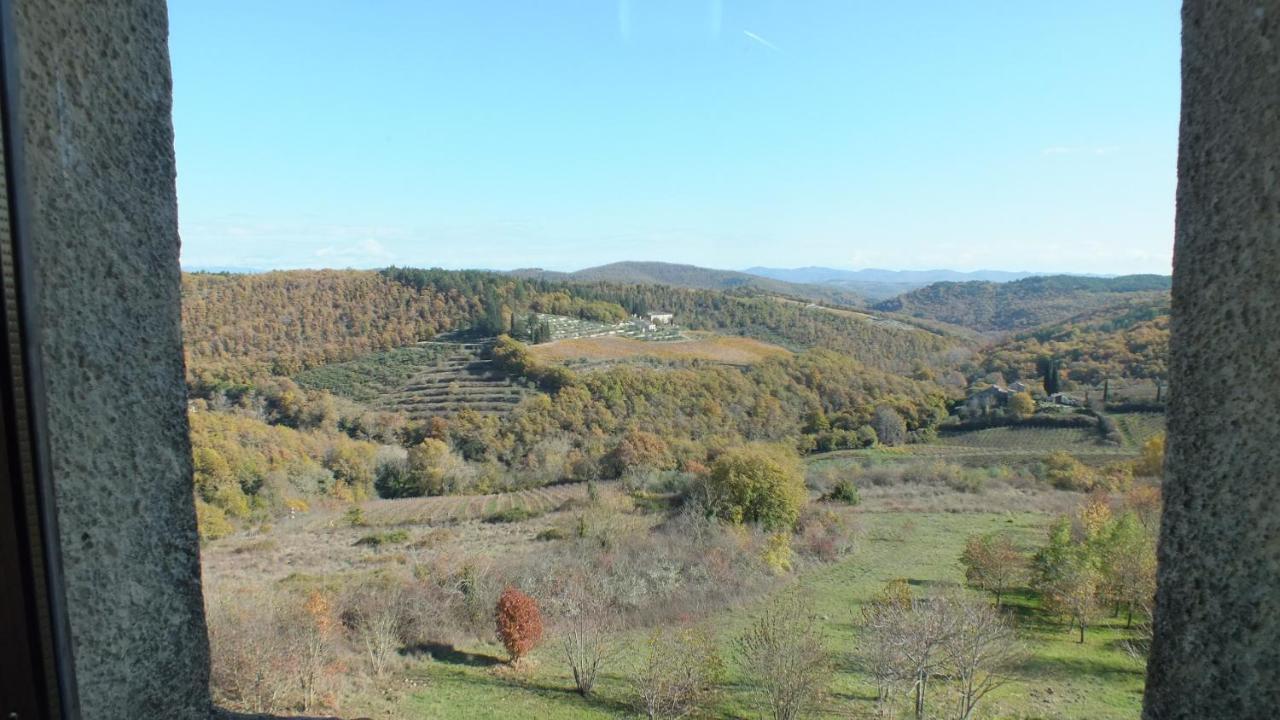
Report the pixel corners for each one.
[795,508,856,561]
[822,478,860,505]
[353,529,409,548]
[632,627,724,720]
[1097,462,1135,492]
[704,444,807,531]
[207,591,295,713]
[761,532,794,575]
[495,587,544,663]
[485,506,543,524]
[344,586,408,677]
[536,526,568,541]
[344,505,366,527]
[1039,451,1095,491]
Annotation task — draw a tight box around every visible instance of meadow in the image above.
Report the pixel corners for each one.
[203,479,1147,719]
[528,333,791,368]
[388,511,1144,719]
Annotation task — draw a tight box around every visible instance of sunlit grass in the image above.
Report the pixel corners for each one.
[392,512,1145,719]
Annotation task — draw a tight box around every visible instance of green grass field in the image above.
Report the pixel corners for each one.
[391,512,1145,719]
[812,413,1162,470]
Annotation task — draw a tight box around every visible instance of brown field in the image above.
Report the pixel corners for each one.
[529,332,790,366]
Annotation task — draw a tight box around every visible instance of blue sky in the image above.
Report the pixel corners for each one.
[170,1,1180,274]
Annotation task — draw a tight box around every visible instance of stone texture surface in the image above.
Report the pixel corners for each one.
[1144,1,1280,718]
[11,1,211,718]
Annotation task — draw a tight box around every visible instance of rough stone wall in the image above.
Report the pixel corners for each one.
[1144,1,1280,718]
[10,1,211,718]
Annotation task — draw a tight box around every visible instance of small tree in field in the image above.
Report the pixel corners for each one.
[735,594,832,720]
[944,595,1022,720]
[960,532,1024,606]
[496,587,544,664]
[1034,519,1102,643]
[632,627,724,719]
[559,581,617,696]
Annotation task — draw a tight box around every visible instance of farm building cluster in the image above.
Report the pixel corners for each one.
[963,381,1082,416]
[535,311,684,343]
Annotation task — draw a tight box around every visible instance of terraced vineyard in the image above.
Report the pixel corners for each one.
[296,342,534,418]
[357,481,605,526]
[381,343,531,418]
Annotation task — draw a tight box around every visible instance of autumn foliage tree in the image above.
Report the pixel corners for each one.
[704,444,808,531]
[1007,391,1036,420]
[608,429,675,477]
[495,587,544,664]
[960,532,1024,606]
[1132,432,1165,478]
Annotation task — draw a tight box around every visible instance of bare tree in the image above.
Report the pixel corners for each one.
[735,593,833,720]
[207,591,300,714]
[896,597,953,720]
[345,587,406,678]
[558,580,619,696]
[632,627,724,720]
[942,595,1022,720]
[860,584,1020,720]
[858,579,913,705]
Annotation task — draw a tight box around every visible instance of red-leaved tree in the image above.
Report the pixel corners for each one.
[495,586,544,663]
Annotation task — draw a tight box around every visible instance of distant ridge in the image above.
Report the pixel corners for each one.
[508,261,866,306]
[739,267,1080,302]
[872,274,1172,333]
[744,267,1049,284]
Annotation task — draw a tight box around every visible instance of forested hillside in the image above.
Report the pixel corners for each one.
[180,268,962,532]
[873,274,1171,333]
[183,268,970,383]
[978,298,1170,385]
[182,269,625,382]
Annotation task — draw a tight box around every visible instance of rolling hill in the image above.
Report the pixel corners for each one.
[978,296,1170,387]
[744,267,1047,301]
[510,261,866,306]
[873,274,1172,333]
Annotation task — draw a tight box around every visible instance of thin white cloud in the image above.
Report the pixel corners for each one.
[743,30,780,51]
[617,0,631,41]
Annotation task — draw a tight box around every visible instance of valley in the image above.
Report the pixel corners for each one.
[185,264,1167,720]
